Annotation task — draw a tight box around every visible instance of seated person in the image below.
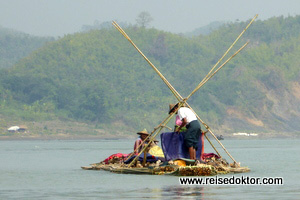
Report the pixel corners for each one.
[134,129,149,155]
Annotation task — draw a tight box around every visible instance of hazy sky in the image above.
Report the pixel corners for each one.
[1,0,300,37]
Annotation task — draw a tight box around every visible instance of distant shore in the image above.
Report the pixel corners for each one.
[0,133,135,140]
[1,132,299,140]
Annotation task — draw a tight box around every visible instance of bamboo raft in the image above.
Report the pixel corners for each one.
[81,156,250,176]
[81,15,257,176]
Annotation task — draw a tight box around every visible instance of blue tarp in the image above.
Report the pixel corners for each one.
[160,132,204,161]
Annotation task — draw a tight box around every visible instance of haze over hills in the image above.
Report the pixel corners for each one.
[0,26,54,69]
[0,15,299,137]
[185,21,226,37]
[80,20,226,37]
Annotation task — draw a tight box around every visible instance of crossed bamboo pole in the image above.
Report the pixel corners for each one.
[112,14,257,166]
[187,14,258,99]
[123,45,246,166]
[122,40,248,163]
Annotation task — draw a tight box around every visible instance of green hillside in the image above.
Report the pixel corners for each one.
[0,26,54,69]
[0,16,299,137]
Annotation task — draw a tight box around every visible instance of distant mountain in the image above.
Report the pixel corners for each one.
[0,16,300,136]
[185,21,226,37]
[81,20,131,32]
[0,26,54,69]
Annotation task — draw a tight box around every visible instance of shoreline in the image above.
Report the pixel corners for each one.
[0,134,135,141]
[0,133,299,141]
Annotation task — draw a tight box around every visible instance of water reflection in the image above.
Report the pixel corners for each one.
[125,186,207,199]
[161,185,205,199]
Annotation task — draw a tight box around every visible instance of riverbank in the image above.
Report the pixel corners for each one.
[0,118,136,140]
[2,114,299,141]
[1,131,299,140]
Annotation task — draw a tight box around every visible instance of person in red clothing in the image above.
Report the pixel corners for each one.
[134,129,149,155]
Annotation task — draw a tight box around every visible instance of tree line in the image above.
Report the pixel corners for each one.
[0,15,299,134]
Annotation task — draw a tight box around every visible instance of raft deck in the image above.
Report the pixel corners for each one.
[81,162,250,176]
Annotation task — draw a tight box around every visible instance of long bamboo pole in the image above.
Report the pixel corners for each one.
[188,14,258,98]
[187,42,249,101]
[170,43,248,163]
[113,21,240,162]
[113,16,256,164]
[113,21,223,158]
[112,21,182,100]
[112,21,222,156]
[113,18,252,105]
[165,44,250,164]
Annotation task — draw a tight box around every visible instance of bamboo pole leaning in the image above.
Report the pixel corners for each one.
[180,43,250,163]
[113,21,240,163]
[112,21,182,100]
[112,15,257,164]
[113,21,222,156]
[113,23,242,163]
[187,14,258,99]
[113,21,224,159]
[190,42,249,96]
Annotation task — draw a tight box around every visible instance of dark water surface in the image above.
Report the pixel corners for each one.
[0,138,299,199]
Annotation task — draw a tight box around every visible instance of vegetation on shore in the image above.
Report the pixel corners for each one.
[0,15,300,137]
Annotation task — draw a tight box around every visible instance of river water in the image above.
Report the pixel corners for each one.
[0,138,299,199]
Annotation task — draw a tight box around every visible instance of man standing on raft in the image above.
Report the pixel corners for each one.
[169,103,204,161]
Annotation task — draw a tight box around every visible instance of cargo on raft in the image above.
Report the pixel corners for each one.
[81,154,250,176]
[81,132,250,176]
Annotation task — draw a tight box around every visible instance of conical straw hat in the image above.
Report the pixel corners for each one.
[137,128,149,135]
[169,103,179,114]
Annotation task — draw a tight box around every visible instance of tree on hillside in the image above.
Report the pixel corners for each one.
[136,11,153,28]
[149,33,168,64]
[2,15,300,133]
[0,27,53,69]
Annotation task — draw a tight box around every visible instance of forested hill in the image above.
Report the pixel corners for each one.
[0,15,299,136]
[0,26,54,69]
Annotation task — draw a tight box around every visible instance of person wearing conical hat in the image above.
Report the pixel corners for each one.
[169,104,187,132]
[134,129,149,155]
[169,103,203,161]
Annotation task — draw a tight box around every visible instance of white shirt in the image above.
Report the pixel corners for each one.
[177,107,197,123]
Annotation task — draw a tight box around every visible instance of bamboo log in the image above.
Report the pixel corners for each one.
[113,22,222,157]
[184,43,249,162]
[113,15,257,164]
[188,14,258,98]
[112,21,182,100]
[186,42,249,100]
[113,21,233,162]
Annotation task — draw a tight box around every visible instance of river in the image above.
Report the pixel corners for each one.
[0,138,299,199]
